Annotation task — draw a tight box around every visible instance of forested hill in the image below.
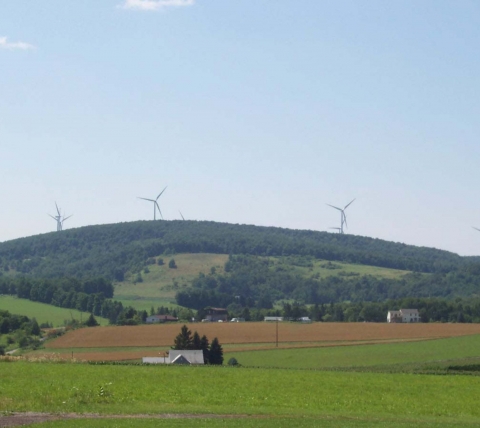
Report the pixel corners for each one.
[0,220,468,280]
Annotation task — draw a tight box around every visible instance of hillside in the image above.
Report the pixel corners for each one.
[0,220,467,282]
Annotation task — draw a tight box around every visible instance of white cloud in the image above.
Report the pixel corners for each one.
[120,0,195,11]
[0,36,34,50]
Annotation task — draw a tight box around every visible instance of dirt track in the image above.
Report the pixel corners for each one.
[0,412,255,427]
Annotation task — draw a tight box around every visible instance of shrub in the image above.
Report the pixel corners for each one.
[168,259,177,269]
[228,357,239,366]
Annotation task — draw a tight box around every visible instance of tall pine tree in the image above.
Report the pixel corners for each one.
[172,325,193,350]
[209,337,223,365]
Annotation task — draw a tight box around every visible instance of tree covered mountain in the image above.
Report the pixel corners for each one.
[0,220,469,281]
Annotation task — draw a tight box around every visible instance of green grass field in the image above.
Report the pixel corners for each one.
[232,334,480,370]
[114,253,228,306]
[0,296,109,327]
[1,362,480,426]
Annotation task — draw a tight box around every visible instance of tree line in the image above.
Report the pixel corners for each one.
[172,324,223,365]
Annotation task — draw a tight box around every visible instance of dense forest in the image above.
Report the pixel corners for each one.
[0,220,472,281]
[176,255,480,309]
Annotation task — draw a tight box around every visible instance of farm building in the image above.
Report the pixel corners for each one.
[204,307,229,322]
[387,309,420,323]
[264,317,284,322]
[142,350,204,365]
[145,314,178,324]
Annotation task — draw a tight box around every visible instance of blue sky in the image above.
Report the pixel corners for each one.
[1,0,480,255]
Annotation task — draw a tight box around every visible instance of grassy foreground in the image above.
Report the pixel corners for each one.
[1,362,480,426]
[0,296,109,327]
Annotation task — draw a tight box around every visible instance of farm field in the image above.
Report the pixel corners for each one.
[114,253,228,302]
[45,322,480,349]
[0,296,109,327]
[1,362,480,427]
[232,334,480,369]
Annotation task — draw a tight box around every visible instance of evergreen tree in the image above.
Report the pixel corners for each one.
[30,319,41,336]
[192,331,201,349]
[209,337,223,365]
[172,324,193,350]
[85,313,99,327]
[200,334,210,364]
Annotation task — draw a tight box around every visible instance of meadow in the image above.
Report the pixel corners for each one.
[232,334,480,369]
[113,253,228,307]
[0,296,109,327]
[1,362,480,427]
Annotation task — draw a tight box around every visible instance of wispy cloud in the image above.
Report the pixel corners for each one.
[0,36,34,50]
[120,0,195,11]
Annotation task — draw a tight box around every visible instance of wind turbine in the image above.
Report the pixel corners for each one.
[473,227,480,232]
[326,199,356,234]
[179,211,185,221]
[329,227,342,233]
[138,186,167,220]
[48,202,71,232]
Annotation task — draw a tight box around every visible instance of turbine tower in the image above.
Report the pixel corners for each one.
[138,186,167,220]
[48,202,71,232]
[326,199,356,234]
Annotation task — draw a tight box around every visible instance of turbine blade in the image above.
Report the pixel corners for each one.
[343,212,348,228]
[63,215,72,222]
[344,198,356,210]
[326,203,342,211]
[156,186,168,201]
[55,202,61,216]
[156,202,163,220]
[138,197,155,202]
[179,211,185,220]
[48,214,56,220]
[473,227,480,232]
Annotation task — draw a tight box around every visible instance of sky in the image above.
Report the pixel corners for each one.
[1,0,480,255]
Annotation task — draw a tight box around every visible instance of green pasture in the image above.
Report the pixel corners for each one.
[0,296,109,327]
[114,253,228,302]
[114,298,182,312]
[287,258,411,280]
[1,362,480,426]
[233,335,480,370]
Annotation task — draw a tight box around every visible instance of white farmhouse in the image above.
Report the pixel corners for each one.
[142,350,204,365]
[387,308,420,323]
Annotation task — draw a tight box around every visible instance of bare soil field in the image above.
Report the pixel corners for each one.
[46,322,480,349]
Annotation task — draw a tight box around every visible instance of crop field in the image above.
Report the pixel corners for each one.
[0,296,109,327]
[45,322,480,350]
[1,362,480,427]
[233,334,480,369]
[114,253,228,303]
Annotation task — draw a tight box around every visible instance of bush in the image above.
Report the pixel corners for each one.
[157,258,164,266]
[168,259,177,269]
[0,345,5,356]
[227,357,239,366]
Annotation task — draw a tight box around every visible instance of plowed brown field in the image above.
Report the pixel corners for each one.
[46,322,480,349]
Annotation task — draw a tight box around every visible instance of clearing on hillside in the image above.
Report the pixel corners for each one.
[0,296,109,327]
[114,253,228,307]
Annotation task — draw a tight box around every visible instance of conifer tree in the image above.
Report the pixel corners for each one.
[192,331,201,349]
[208,337,223,365]
[172,324,193,350]
[200,334,210,364]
